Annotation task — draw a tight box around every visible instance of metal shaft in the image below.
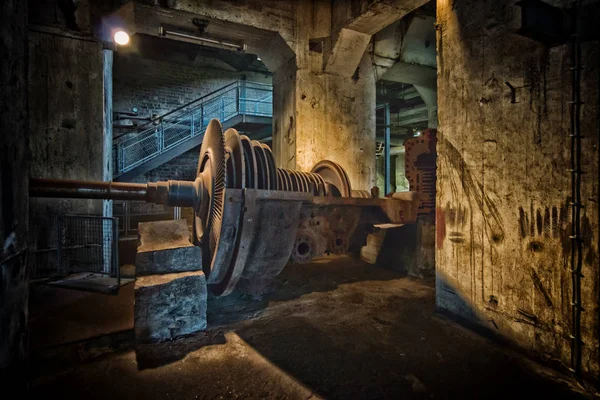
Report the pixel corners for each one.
[29,178,197,207]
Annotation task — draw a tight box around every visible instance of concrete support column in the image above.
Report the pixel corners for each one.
[414,85,437,129]
[0,0,29,393]
[103,48,113,274]
[273,53,376,191]
[272,58,297,170]
[270,0,434,192]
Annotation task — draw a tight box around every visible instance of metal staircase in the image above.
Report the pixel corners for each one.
[113,80,272,181]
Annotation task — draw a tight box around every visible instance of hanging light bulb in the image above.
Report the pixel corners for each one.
[113,30,130,46]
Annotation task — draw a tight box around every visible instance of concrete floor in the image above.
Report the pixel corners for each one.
[29,256,589,399]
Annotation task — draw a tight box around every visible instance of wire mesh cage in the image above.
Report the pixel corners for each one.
[57,215,119,279]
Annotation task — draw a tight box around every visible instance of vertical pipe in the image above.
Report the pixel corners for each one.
[384,103,391,195]
[570,0,583,379]
[102,48,113,274]
[597,23,600,393]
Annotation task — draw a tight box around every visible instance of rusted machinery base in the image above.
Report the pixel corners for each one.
[209,188,417,297]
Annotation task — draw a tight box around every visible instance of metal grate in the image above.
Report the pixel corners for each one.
[114,81,273,178]
[57,215,119,280]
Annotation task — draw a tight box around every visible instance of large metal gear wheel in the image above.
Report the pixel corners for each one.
[239,135,257,189]
[311,160,352,197]
[252,140,270,189]
[261,143,278,190]
[193,119,226,275]
[224,128,245,189]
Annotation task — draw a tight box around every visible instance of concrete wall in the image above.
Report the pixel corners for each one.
[294,53,377,190]
[0,0,29,392]
[436,0,600,378]
[272,58,297,169]
[376,152,410,194]
[272,2,377,191]
[28,31,105,254]
[113,53,271,123]
[273,62,377,190]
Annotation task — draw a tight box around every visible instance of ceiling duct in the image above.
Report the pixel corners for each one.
[159,24,246,52]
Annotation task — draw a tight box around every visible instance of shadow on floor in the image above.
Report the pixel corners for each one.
[29,281,135,350]
[207,255,404,326]
[29,255,590,399]
[135,331,227,370]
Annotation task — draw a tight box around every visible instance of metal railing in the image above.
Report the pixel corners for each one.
[113,81,273,178]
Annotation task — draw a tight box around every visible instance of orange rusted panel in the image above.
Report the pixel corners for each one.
[404,129,437,215]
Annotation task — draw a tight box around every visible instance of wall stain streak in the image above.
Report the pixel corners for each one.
[529,267,554,309]
[439,135,504,240]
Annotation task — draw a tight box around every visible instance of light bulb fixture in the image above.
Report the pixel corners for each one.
[113,30,130,46]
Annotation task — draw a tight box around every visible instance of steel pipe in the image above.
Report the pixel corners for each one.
[29,178,197,208]
[29,178,148,201]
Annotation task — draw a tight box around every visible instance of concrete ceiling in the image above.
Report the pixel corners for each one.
[110,1,294,73]
[117,33,271,74]
[372,14,437,86]
[372,5,437,131]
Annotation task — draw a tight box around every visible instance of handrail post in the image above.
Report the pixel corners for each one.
[120,143,126,174]
[220,97,224,121]
[117,143,122,174]
[158,120,164,153]
[236,83,240,116]
[190,108,195,137]
[239,79,247,115]
[200,104,204,130]
[124,201,129,237]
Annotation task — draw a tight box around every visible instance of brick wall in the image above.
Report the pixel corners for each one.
[113,54,272,121]
[131,147,199,183]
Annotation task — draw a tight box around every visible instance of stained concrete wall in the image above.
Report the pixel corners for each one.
[272,2,377,191]
[273,62,377,191]
[376,152,410,194]
[0,0,29,393]
[294,54,377,190]
[28,31,105,256]
[272,58,297,169]
[436,0,600,378]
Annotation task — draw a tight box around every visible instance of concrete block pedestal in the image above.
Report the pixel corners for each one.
[134,271,207,343]
[135,219,201,275]
[134,220,206,343]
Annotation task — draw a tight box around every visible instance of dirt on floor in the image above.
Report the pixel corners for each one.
[29,255,591,399]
